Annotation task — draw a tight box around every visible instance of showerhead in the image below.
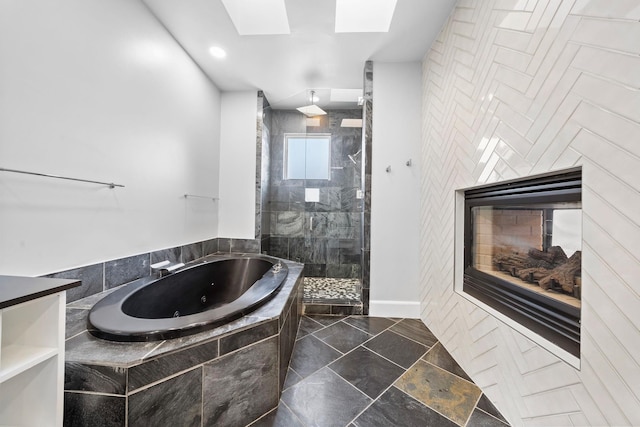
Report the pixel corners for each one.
[297,90,327,117]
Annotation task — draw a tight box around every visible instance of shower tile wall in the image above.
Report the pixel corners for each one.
[362,60,373,314]
[266,109,363,279]
[257,91,271,247]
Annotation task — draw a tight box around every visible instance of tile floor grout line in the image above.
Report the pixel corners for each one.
[320,317,393,362]
[322,342,361,368]
[362,342,417,371]
[324,364,380,427]
[341,317,398,336]
[281,400,310,427]
[312,334,350,357]
[304,314,344,328]
[368,328,433,354]
[296,319,333,338]
[288,334,345,380]
[344,390,385,426]
[393,348,480,427]
[312,320,386,357]
[393,383,467,427]
[475,407,510,426]
[302,315,326,328]
[283,366,303,390]
[421,357,482,389]
[314,317,378,342]
[339,341,429,426]
[389,322,440,348]
[326,364,375,402]
[462,388,486,427]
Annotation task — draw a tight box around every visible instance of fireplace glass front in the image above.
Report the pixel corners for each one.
[463,169,581,357]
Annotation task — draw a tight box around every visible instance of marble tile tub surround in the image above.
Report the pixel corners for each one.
[46,237,260,303]
[256,315,510,427]
[264,108,364,280]
[64,255,303,427]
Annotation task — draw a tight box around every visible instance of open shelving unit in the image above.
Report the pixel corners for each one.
[0,276,79,427]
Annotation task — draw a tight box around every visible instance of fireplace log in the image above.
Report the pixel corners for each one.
[537,251,581,293]
[494,253,529,271]
[527,246,568,266]
[494,253,554,272]
[516,267,551,282]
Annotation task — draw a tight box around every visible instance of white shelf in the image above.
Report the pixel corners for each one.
[0,344,58,383]
[0,286,69,427]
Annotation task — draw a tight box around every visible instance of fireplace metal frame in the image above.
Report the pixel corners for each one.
[463,168,582,358]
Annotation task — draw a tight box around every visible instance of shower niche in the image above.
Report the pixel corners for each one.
[461,168,582,358]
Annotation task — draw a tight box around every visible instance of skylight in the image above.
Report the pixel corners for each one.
[221,0,290,35]
[335,0,398,33]
[330,88,363,103]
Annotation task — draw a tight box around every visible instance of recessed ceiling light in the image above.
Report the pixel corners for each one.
[335,0,398,33]
[221,0,290,35]
[209,46,227,59]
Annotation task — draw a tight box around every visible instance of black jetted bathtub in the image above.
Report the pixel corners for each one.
[88,255,288,341]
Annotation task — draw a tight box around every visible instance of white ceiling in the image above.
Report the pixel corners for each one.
[143,0,457,109]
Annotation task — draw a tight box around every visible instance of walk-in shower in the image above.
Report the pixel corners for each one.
[258,89,365,314]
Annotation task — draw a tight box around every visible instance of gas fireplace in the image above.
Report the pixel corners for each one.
[463,169,582,357]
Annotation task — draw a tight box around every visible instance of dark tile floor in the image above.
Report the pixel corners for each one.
[251,316,510,427]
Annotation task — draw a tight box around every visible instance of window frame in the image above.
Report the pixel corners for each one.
[283,133,331,180]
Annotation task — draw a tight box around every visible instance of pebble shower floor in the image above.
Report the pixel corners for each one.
[302,278,361,303]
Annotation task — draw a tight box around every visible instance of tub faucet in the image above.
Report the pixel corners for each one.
[151,260,185,278]
[272,261,283,274]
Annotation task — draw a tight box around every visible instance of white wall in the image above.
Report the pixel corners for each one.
[421,1,640,425]
[370,62,422,318]
[0,0,221,276]
[218,91,258,239]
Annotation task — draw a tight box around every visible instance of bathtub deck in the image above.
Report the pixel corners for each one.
[302,277,363,315]
[63,255,304,427]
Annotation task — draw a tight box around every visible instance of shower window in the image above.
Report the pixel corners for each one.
[284,133,331,180]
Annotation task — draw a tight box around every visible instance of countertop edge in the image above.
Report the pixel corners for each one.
[0,275,81,309]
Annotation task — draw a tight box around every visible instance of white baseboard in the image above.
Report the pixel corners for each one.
[369,300,421,318]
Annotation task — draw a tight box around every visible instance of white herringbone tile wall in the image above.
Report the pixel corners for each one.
[420,1,640,426]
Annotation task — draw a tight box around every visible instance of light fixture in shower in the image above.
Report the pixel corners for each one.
[341,118,362,128]
[296,90,327,117]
